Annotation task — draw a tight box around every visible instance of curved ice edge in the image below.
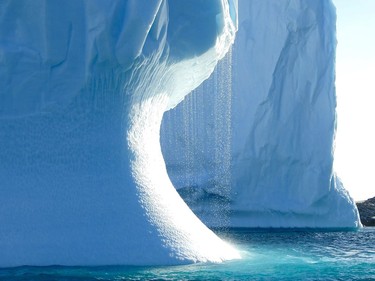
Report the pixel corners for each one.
[126,0,240,264]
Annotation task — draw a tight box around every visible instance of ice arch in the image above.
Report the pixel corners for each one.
[0,0,239,266]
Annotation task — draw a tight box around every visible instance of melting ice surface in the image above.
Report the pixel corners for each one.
[0,0,239,266]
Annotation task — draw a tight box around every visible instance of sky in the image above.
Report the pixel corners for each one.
[333,0,375,201]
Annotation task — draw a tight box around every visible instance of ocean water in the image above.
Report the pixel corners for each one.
[1,228,374,281]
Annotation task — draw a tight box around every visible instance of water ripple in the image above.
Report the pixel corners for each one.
[1,228,374,280]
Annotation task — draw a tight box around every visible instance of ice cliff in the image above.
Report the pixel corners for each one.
[161,0,361,228]
[0,0,361,268]
[0,0,239,266]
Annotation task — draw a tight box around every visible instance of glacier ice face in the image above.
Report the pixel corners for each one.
[161,0,361,228]
[0,0,239,266]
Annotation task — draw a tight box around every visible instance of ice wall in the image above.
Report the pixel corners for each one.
[0,0,239,266]
[161,0,361,228]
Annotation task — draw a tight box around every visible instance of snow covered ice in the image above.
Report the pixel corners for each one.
[161,0,361,228]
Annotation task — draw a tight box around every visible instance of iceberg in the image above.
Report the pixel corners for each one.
[0,0,239,266]
[161,0,361,228]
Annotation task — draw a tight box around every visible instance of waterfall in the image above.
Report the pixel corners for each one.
[212,47,233,228]
[161,48,234,228]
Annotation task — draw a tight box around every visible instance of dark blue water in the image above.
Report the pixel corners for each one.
[1,228,374,281]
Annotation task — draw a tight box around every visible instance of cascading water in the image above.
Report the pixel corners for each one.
[161,47,234,228]
[212,47,233,228]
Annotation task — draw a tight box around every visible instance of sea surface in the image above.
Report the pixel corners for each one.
[1,228,374,281]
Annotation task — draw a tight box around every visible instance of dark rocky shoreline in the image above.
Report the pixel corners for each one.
[357,197,375,226]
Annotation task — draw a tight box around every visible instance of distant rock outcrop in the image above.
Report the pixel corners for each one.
[357,197,375,226]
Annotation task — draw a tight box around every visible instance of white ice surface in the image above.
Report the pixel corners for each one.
[0,0,239,267]
[161,0,361,228]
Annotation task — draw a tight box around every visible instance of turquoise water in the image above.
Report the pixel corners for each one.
[1,228,374,280]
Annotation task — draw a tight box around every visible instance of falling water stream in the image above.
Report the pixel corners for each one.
[161,48,233,228]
